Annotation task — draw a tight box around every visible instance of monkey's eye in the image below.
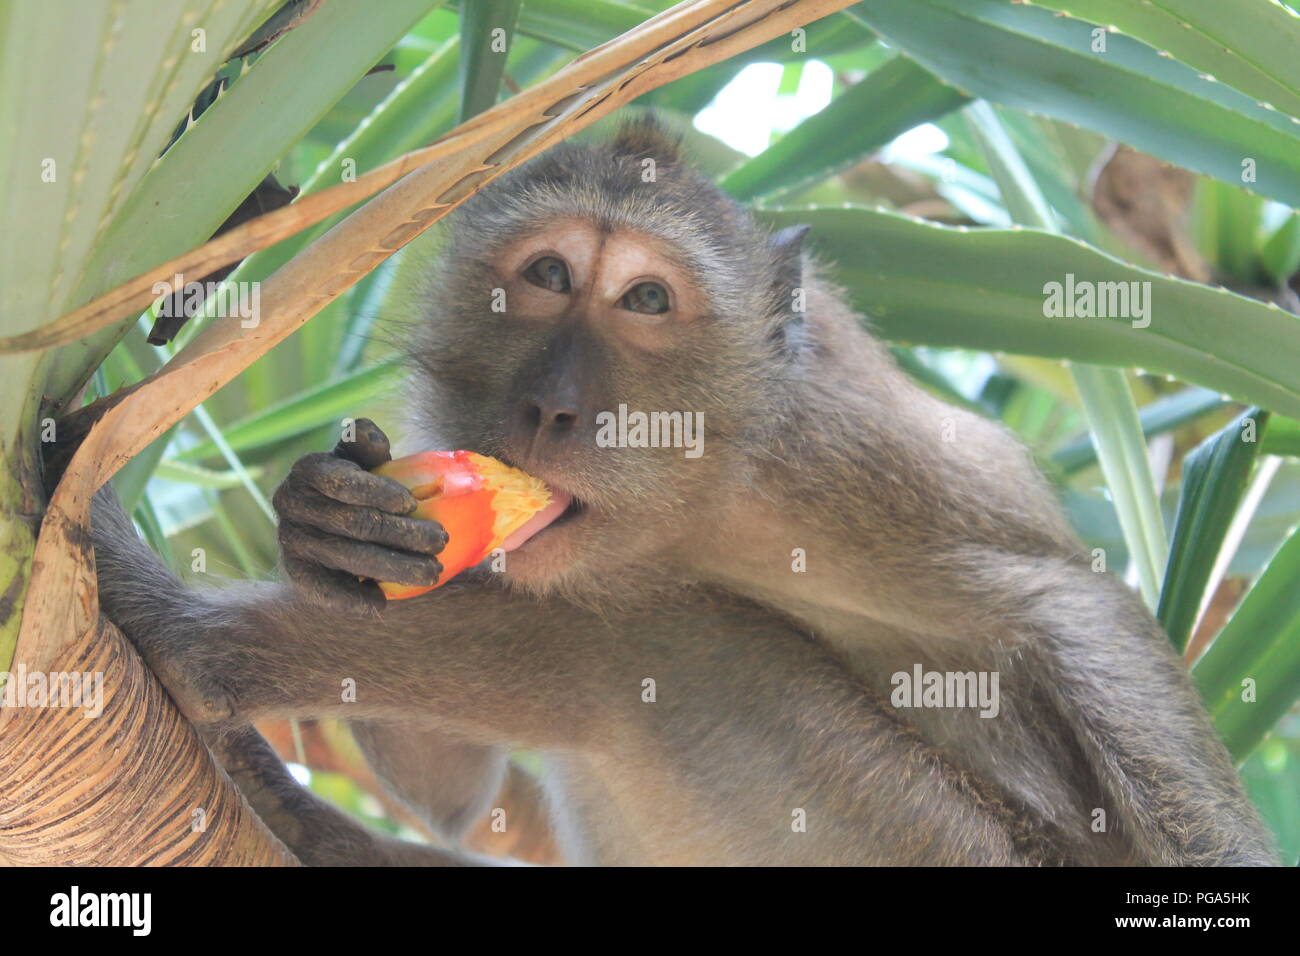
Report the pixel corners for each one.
[523,256,571,293]
[621,281,671,315]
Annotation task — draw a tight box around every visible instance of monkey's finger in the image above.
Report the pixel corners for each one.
[278,486,448,555]
[281,552,387,618]
[333,417,392,470]
[283,452,416,513]
[282,523,443,588]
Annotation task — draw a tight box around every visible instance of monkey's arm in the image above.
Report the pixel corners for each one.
[92,487,1058,864]
[91,491,606,744]
[89,487,537,864]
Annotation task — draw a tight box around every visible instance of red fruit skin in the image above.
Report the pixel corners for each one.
[383,493,497,598]
[374,451,499,600]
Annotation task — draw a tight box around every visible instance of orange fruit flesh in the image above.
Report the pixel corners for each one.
[373,451,551,598]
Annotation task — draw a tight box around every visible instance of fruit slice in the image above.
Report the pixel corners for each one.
[373,451,555,598]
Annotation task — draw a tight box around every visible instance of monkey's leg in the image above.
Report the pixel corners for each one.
[979,554,1277,865]
[207,725,493,866]
[349,720,508,842]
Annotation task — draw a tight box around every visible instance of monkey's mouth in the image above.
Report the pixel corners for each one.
[501,489,581,550]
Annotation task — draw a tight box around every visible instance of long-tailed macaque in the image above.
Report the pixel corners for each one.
[90,119,1277,865]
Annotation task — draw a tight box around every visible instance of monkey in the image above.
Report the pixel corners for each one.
[89,117,1277,866]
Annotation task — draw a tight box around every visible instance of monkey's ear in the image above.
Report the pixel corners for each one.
[610,114,683,166]
[770,224,810,311]
[768,224,811,350]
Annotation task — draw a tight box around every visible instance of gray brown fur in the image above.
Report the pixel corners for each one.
[90,119,1276,866]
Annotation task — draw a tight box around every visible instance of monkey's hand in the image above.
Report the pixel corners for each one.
[273,417,447,616]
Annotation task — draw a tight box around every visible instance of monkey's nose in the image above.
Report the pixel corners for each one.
[522,399,578,433]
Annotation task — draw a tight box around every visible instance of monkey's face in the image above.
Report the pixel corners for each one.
[411,210,784,595]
